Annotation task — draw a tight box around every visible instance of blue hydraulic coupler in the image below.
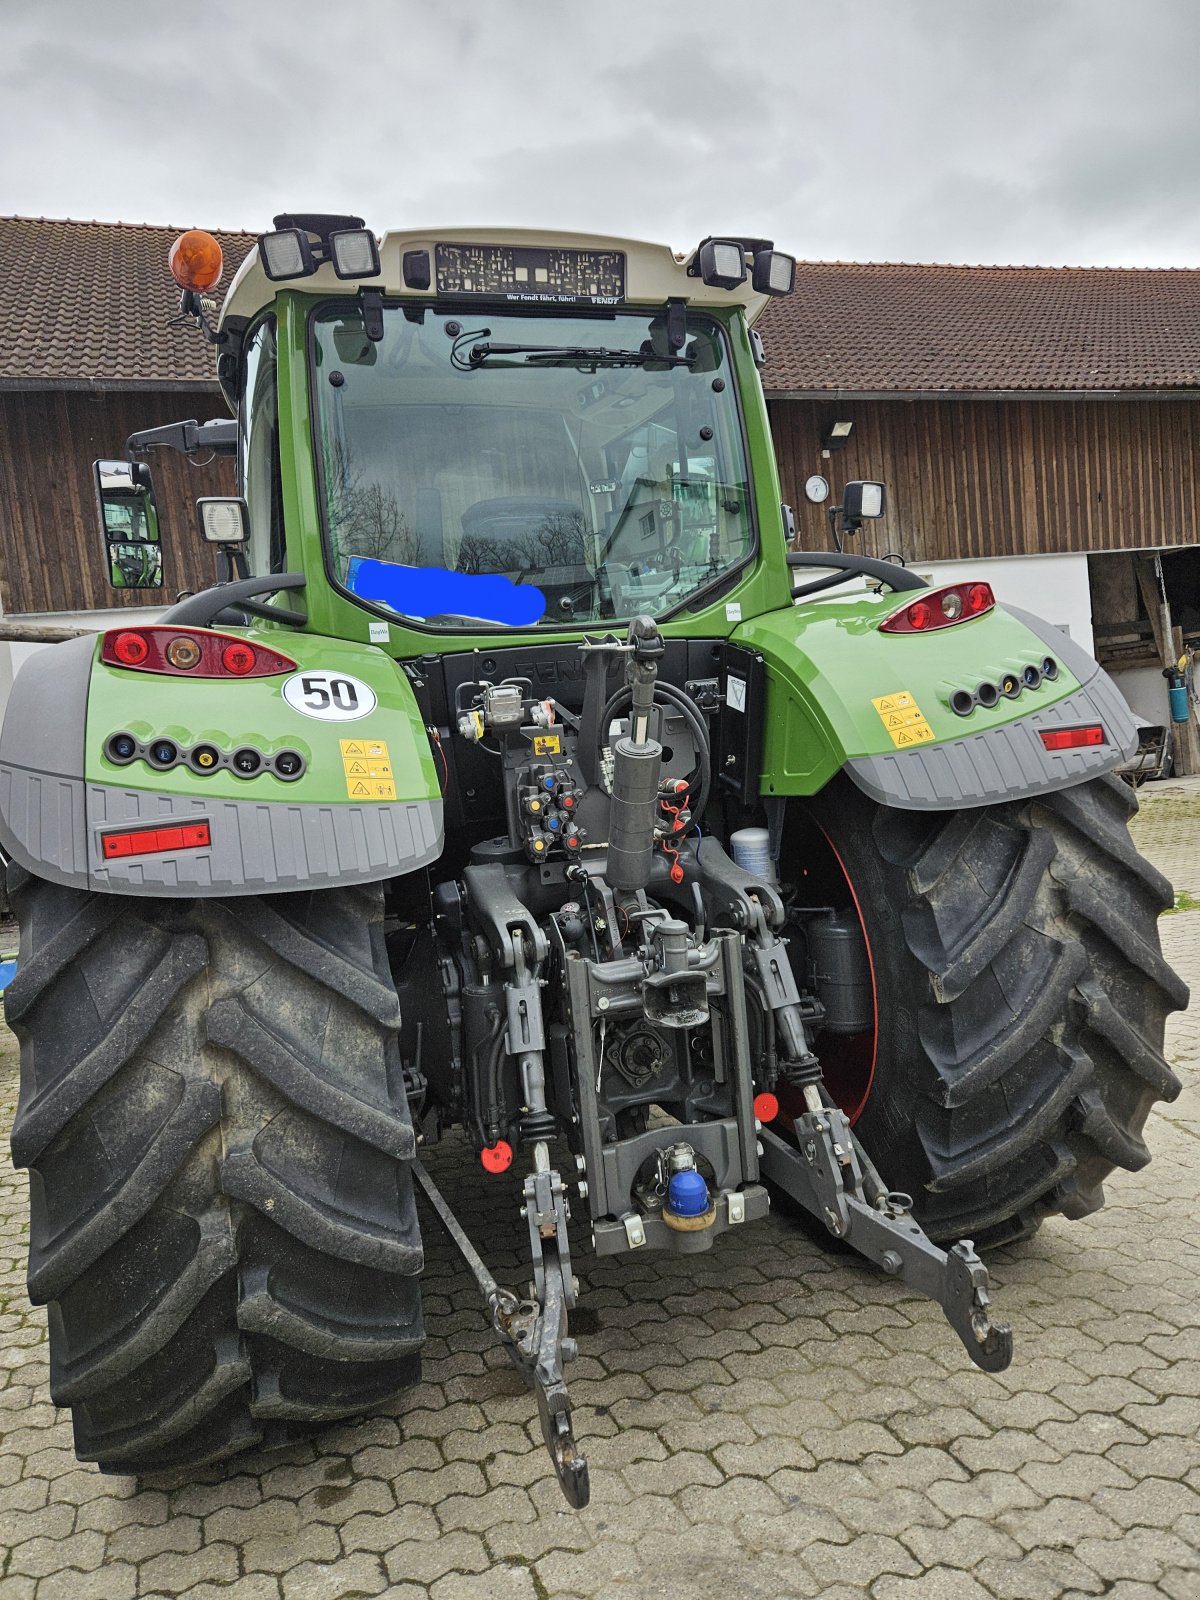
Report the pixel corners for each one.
[666,1168,710,1218]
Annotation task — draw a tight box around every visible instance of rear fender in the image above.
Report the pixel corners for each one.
[737,594,1138,810]
[0,629,443,895]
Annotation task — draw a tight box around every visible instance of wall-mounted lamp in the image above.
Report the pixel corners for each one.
[821,420,854,451]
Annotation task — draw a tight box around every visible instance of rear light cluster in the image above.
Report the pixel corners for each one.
[1040,725,1106,752]
[101,627,295,678]
[949,656,1059,716]
[879,582,995,634]
[105,732,306,781]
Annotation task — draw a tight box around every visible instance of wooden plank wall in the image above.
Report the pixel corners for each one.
[769,396,1200,562]
[0,389,235,614]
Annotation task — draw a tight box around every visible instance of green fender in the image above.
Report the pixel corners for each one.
[735,592,1139,808]
[0,626,442,896]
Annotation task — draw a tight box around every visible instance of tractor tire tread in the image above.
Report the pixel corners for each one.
[8,872,424,1475]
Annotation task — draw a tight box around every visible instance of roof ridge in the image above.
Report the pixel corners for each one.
[795,258,1200,274]
[0,214,259,237]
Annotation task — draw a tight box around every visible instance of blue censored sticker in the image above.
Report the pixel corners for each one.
[347,558,547,627]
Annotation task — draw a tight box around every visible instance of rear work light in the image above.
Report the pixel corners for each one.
[1040,725,1105,751]
[879,581,996,634]
[101,822,211,860]
[100,627,295,678]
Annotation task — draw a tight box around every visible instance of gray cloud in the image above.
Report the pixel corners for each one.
[2,0,1199,265]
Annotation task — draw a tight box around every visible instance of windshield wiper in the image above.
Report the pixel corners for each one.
[466,341,694,370]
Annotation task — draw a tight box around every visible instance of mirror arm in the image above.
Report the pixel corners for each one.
[126,419,238,459]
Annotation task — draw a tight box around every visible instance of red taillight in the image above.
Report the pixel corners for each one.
[221,642,257,676]
[880,582,996,634]
[113,631,150,666]
[1040,725,1105,751]
[100,627,295,678]
[101,821,211,859]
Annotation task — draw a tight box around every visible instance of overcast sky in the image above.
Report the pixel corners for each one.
[3,0,1199,267]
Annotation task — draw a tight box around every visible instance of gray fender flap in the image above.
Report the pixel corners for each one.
[87,789,444,896]
[0,634,93,887]
[846,616,1138,811]
[0,634,446,896]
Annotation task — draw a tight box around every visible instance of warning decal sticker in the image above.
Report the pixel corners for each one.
[340,738,396,799]
[871,691,936,749]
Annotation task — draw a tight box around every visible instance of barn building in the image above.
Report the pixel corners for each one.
[758,262,1200,764]
[1,219,1196,765]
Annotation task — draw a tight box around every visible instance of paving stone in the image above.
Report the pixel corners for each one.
[280,1553,389,1600]
[179,1579,282,1600]
[428,1567,539,1600]
[435,1483,535,1534]
[138,1543,240,1595]
[1092,1476,1200,1530]
[869,1569,995,1600]
[975,1549,1107,1600]
[1074,1527,1200,1583]
[7,1531,106,1578]
[1001,1494,1128,1557]
[1019,1451,1136,1497]
[108,1512,203,1564]
[384,1530,492,1585]
[38,1567,140,1600]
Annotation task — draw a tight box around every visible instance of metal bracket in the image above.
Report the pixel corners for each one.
[759,1120,1013,1373]
[412,1155,590,1508]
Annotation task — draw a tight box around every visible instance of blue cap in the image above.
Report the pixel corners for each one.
[547,815,561,831]
[666,1168,709,1218]
[542,775,556,790]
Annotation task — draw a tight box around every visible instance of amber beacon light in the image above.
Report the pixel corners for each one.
[169,230,224,292]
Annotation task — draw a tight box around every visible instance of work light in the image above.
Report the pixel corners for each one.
[258,228,316,280]
[752,249,796,296]
[198,498,250,544]
[330,228,380,278]
[696,239,746,290]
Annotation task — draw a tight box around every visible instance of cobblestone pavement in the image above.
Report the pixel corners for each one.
[0,786,1197,1600]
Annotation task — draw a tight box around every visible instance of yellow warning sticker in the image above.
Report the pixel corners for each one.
[882,707,928,731]
[893,722,936,747]
[871,691,918,714]
[872,692,936,748]
[340,739,395,799]
[533,733,562,756]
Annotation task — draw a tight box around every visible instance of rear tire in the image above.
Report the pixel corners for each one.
[790,774,1187,1245]
[6,871,424,1474]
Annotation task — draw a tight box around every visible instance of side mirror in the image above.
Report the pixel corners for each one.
[94,459,163,590]
[841,481,886,524]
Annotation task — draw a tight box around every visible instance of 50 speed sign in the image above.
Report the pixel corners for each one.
[282,671,378,722]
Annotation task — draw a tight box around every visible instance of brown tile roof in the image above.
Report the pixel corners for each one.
[0,216,255,387]
[6,223,1200,397]
[759,261,1200,395]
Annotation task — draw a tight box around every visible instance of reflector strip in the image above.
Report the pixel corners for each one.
[101,822,212,859]
[1039,725,1105,751]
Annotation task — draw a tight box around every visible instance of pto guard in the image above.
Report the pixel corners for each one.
[738,597,1139,810]
[0,629,443,896]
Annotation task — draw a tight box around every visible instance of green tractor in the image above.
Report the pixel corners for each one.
[1,217,1186,1503]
